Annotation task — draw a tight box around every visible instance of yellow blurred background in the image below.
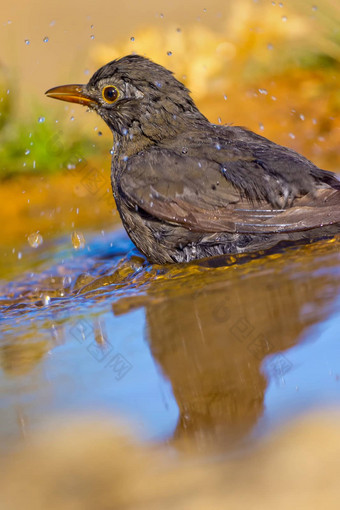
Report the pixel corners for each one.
[1,0,339,162]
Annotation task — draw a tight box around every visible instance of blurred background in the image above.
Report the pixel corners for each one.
[2,0,340,159]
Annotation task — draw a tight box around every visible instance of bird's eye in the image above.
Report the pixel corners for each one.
[102,85,119,104]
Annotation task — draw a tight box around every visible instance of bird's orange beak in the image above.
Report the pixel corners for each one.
[45,84,97,107]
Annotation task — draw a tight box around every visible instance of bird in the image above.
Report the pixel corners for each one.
[46,54,340,264]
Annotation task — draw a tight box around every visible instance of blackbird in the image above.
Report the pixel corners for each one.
[46,54,340,264]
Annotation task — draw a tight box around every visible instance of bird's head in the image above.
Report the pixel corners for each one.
[46,54,205,141]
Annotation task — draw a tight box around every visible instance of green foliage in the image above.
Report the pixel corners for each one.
[0,116,99,178]
[0,72,12,131]
[0,91,11,132]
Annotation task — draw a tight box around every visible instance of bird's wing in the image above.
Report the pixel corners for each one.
[119,148,340,234]
[164,124,340,207]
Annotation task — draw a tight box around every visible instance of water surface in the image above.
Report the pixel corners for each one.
[1,223,340,455]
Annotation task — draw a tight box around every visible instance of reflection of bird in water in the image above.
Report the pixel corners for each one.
[47,55,340,263]
[113,242,340,450]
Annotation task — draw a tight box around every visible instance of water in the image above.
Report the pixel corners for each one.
[71,231,85,250]
[27,232,43,248]
[1,221,340,454]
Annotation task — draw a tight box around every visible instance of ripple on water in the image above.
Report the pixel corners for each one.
[1,231,340,454]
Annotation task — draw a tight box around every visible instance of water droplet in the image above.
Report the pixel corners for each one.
[25,149,30,155]
[28,232,43,248]
[110,149,114,155]
[167,51,172,56]
[90,34,95,40]
[90,24,94,29]
[160,13,164,18]
[43,36,49,43]
[71,231,85,250]
[281,15,287,22]
[289,132,295,139]
[258,88,268,95]
[312,5,318,11]
[98,131,102,136]
[271,96,277,101]
[182,147,188,154]
[259,122,264,131]
[299,114,305,121]
[203,7,207,12]
[18,252,22,260]
[50,20,56,26]
[63,275,72,288]
[218,117,222,124]
[38,116,45,123]
[312,118,317,125]
[43,295,51,306]
[223,94,228,100]
[25,39,30,45]
[130,36,135,41]
[267,43,274,50]
[215,143,221,150]
[123,156,128,162]
[279,2,283,6]
[70,116,74,121]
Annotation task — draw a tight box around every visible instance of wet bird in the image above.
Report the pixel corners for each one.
[46,55,340,264]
